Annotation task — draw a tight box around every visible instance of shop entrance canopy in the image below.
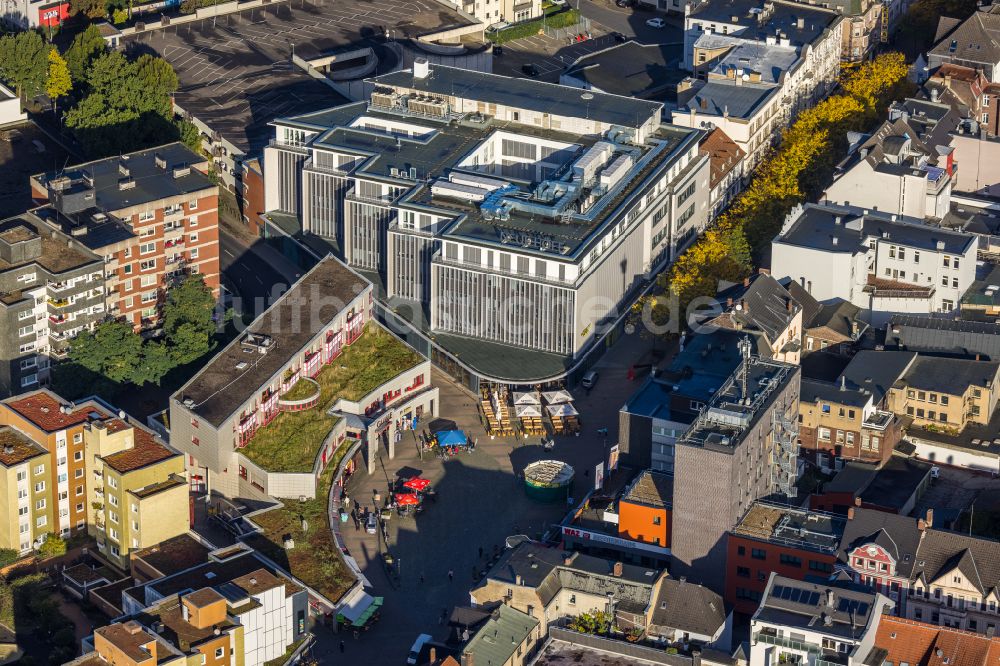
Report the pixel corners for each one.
[436,429,469,447]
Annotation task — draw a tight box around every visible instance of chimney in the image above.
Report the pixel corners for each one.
[430,647,437,663]
[743,277,750,288]
[918,518,926,531]
[613,561,623,577]
[727,297,734,307]
[786,298,792,312]
[840,376,847,391]
[826,589,835,607]
[854,496,862,507]
[976,353,981,361]
[758,267,770,276]
[988,625,996,639]
[847,507,855,520]
[693,650,702,666]
[515,574,523,585]
[925,508,934,528]
[464,653,475,666]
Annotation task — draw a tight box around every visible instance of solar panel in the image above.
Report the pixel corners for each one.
[790,588,803,603]
[806,592,820,606]
[837,599,869,615]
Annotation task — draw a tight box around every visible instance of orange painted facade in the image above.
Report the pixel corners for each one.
[617,500,671,549]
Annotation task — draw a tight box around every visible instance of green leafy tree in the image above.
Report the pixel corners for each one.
[36,534,66,559]
[64,25,105,84]
[68,320,143,384]
[112,7,128,23]
[45,48,71,112]
[164,274,217,340]
[69,0,107,19]
[132,341,174,385]
[0,31,50,101]
[177,118,203,154]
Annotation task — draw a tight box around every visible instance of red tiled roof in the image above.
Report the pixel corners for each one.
[876,616,1000,666]
[700,127,745,190]
[0,427,47,467]
[6,392,107,432]
[102,428,177,474]
[104,418,131,434]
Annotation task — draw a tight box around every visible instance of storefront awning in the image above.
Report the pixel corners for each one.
[512,391,541,405]
[541,389,573,405]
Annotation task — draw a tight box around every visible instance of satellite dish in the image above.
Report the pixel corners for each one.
[742,73,750,81]
[581,92,594,100]
[624,323,636,335]
[735,303,743,311]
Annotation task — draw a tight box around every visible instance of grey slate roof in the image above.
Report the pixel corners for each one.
[839,350,916,404]
[649,578,726,638]
[824,456,932,511]
[810,300,863,339]
[911,528,1000,596]
[679,80,778,120]
[885,315,1000,361]
[563,42,678,100]
[896,356,1000,395]
[930,10,1000,68]
[712,273,800,344]
[688,0,839,45]
[783,279,823,328]
[800,378,873,409]
[837,508,924,578]
[463,605,539,666]
[368,65,663,130]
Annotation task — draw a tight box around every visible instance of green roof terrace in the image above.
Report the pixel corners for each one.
[238,322,423,474]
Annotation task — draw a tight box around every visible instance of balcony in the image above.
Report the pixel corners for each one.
[164,239,185,249]
[47,297,71,308]
[863,410,894,431]
[753,632,820,654]
[863,275,935,299]
[268,138,309,154]
[47,281,74,293]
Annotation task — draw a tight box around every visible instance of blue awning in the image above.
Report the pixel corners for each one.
[436,429,468,446]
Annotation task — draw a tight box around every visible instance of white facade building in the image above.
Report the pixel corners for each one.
[771,203,978,324]
[750,574,892,666]
[0,83,25,126]
[265,63,712,382]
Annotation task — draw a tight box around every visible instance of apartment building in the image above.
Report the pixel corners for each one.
[749,574,893,666]
[30,143,220,331]
[672,0,842,170]
[670,349,800,587]
[771,203,978,323]
[471,542,728,645]
[265,62,710,380]
[118,544,309,666]
[784,281,866,357]
[884,355,1000,433]
[700,128,746,221]
[825,99,958,220]
[69,547,309,666]
[929,7,1000,84]
[726,503,844,615]
[442,0,540,24]
[0,212,104,395]
[798,377,900,468]
[706,273,804,365]
[809,456,933,516]
[87,419,188,569]
[0,389,186,562]
[170,256,437,496]
[0,426,54,554]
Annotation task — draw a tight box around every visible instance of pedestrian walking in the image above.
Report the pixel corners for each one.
[448,569,454,581]
[353,630,359,640]
[339,640,345,653]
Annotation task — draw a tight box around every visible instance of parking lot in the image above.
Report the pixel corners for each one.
[491,3,683,84]
[126,0,477,154]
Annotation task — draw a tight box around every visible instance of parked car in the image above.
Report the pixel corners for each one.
[646,17,666,27]
[365,513,377,534]
[615,0,634,6]
[492,45,503,56]
[581,370,599,390]
[407,635,433,665]
[611,31,627,42]
[522,63,540,77]
[487,20,510,31]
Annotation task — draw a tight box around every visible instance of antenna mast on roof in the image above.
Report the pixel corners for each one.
[738,335,753,401]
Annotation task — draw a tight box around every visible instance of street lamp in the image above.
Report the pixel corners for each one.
[597,427,609,479]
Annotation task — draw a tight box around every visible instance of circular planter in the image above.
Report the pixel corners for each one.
[278,377,321,411]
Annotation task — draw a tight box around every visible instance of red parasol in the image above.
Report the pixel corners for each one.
[402,478,431,492]
[395,493,420,506]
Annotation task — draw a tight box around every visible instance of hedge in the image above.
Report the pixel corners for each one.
[490,8,581,44]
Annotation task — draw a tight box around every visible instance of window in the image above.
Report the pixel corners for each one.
[139,242,156,255]
[36,516,46,528]
[780,554,802,567]
[818,427,831,441]
[752,548,766,560]
[215,648,224,659]
[20,374,37,388]
[189,199,198,210]
[941,396,949,406]
[189,248,199,260]
[944,256,950,268]
[810,560,833,573]
[653,516,661,525]
[75,469,83,478]
[738,546,746,556]
[109,494,118,507]
[16,471,25,482]
[737,566,751,578]
[35,499,45,510]
[899,248,905,261]
[954,258,960,269]
[914,251,920,263]
[107,476,118,489]
[139,259,156,271]
[34,464,44,476]
[138,211,155,222]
